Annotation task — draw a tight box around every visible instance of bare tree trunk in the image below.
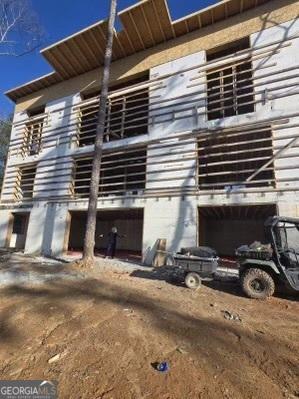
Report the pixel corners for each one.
[83,0,117,261]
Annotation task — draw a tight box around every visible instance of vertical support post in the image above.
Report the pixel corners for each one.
[121,97,126,138]
[106,98,111,141]
[232,65,238,115]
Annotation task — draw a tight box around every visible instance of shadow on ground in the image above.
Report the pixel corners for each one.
[130,267,299,301]
[0,263,298,398]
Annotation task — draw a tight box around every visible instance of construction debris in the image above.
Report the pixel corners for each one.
[221,310,242,322]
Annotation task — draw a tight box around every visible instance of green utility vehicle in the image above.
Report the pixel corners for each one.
[237,216,299,299]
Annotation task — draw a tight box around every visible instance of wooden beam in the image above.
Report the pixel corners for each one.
[128,10,146,50]
[140,3,156,46]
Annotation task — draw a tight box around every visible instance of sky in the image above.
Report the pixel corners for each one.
[0,0,218,116]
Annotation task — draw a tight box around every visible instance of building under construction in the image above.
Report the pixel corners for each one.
[1,0,299,263]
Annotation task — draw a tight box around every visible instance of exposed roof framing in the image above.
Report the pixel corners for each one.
[6,72,64,100]
[6,0,273,102]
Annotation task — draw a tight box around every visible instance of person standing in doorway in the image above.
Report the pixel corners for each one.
[99,227,125,258]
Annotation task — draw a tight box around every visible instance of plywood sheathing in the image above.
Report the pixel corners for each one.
[40,0,272,81]
[13,0,299,112]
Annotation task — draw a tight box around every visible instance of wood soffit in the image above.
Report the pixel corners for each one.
[6,0,278,101]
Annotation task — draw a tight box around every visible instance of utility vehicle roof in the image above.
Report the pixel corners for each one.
[265,216,299,227]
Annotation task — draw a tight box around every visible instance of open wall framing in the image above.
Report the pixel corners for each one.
[73,146,147,198]
[206,37,254,120]
[15,165,37,200]
[76,74,149,146]
[197,125,275,190]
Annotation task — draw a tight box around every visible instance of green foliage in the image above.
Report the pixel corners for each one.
[0,117,12,191]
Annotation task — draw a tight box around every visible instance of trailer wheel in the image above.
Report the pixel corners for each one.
[241,268,275,299]
[185,272,201,290]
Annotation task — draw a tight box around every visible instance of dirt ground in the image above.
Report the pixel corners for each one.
[0,256,298,399]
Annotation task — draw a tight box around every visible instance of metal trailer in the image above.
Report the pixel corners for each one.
[168,247,219,289]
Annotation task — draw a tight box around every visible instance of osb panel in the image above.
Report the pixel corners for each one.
[15,0,298,113]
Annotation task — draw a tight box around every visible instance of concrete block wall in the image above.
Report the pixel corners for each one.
[149,50,206,138]
[252,19,299,114]
[0,210,11,247]
[146,50,206,193]
[146,140,197,191]
[24,202,48,254]
[278,200,299,219]
[143,197,197,263]
[34,157,74,199]
[23,202,73,257]
[51,203,69,257]
[251,19,299,191]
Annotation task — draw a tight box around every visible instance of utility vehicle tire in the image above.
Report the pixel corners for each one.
[185,272,201,290]
[241,268,275,299]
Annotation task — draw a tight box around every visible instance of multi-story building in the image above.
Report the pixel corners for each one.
[1,0,299,263]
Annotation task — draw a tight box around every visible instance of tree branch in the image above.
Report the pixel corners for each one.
[0,0,44,56]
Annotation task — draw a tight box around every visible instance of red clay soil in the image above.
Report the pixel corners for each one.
[0,267,298,399]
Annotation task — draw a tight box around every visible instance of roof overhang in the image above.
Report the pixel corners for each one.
[5,0,273,102]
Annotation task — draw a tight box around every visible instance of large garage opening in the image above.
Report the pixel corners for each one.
[198,204,277,257]
[68,209,144,261]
